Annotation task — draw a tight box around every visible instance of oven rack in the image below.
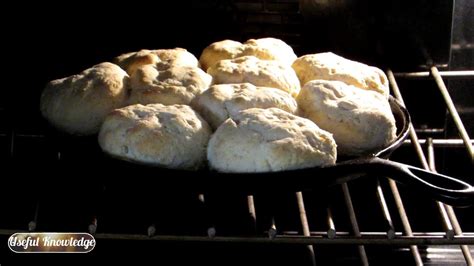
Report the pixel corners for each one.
[1,69,473,265]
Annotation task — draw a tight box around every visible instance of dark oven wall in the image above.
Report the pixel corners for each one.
[4,0,453,114]
[4,1,238,123]
[5,0,453,110]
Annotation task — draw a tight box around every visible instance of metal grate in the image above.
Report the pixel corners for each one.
[0,69,473,265]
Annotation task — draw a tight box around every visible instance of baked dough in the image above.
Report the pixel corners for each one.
[292,52,389,97]
[191,83,297,130]
[199,40,244,71]
[114,48,199,75]
[152,48,199,69]
[297,80,397,156]
[199,37,297,71]
[242,38,297,66]
[128,64,212,105]
[40,62,128,135]
[207,56,300,97]
[113,49,158,76]
[207,108,337,173]
[98,103,211,169]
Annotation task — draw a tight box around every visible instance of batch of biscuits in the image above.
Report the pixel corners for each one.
[40,38,397,173]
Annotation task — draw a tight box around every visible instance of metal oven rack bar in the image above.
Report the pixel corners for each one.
[394,69,474,162]
[427,138,473,264]
[388,68,474,265]
[1,228,473,245]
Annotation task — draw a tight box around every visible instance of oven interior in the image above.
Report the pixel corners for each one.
[1,0,473,264]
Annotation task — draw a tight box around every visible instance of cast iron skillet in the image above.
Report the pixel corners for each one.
[96,96,474,207]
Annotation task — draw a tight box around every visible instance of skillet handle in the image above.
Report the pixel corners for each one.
[363,157,474,207]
